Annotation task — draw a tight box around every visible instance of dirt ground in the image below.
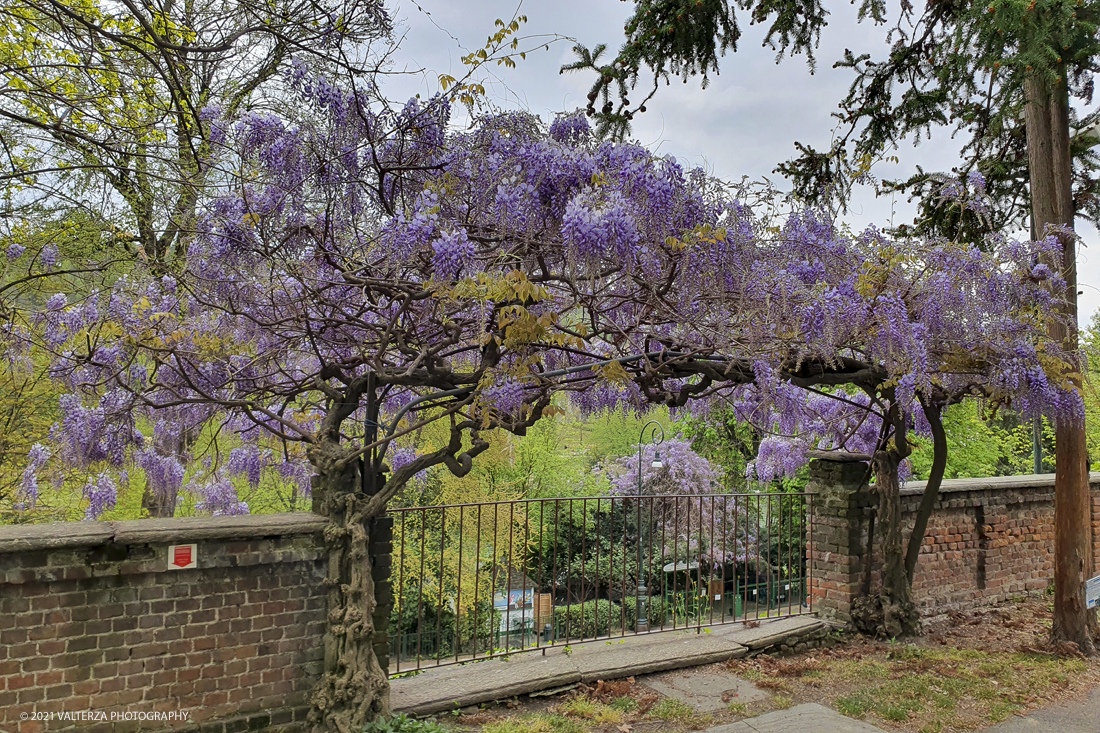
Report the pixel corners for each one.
[436,598,1100,733]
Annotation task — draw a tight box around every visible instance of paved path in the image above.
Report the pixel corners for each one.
[979,685,1100,732]
[704,704,888,732]
[643,669,768,711]
[698,684,1100,733]
[390,615,826,716]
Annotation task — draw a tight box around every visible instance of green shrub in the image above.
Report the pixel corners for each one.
[556,599,620,638]
[620,595,668,629]
[360,713,448,733]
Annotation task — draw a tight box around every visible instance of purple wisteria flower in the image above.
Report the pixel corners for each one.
[226,444,269,489]
[136,449,186,510]
[40,244,58,270]
[431,229,474,281]
[749,436,811,485]
[549,112,590,144]
[7,244,25,260]
[82,473,118,520]
[604,439,754,563]
[1031,264,1053,281]
[278,459,313,498]
[967,170,986,194]
[51,392,135,467]
[16,443,51,511]
[483,377,526,417]
[192,476,249,516]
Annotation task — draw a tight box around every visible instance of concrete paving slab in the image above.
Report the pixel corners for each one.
[707,703,889,732]
[390,654,580,716]
[979,685,1100,732]
[643,671,767,712]
[733,616,828,649]
[574,628,748,681]
[391,615,823,716]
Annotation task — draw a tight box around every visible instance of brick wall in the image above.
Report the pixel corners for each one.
[807,458,1100,624]
[0,514,330,733]
[903,476,1059,611]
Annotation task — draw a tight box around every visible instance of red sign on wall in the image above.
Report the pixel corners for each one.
[168,544,197,570]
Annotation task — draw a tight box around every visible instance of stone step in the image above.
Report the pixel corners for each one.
[390,615,826,716]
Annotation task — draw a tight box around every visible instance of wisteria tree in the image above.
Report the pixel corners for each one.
[574,0,1100,652]
[18,53,1081,729]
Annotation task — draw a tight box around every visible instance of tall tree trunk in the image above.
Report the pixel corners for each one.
[1024,71,1097,654]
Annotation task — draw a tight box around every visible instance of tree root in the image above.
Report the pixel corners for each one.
[851,592,920,639]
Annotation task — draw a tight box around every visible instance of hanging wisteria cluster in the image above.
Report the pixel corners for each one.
[14,61,1079,522]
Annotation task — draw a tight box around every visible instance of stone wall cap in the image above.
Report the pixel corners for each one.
[900,472,1100,496]
[0,512,327,553]
[0,522,115,554]
[807,450,872,463]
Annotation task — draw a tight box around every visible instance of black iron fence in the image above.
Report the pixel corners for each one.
[388,492,813,675]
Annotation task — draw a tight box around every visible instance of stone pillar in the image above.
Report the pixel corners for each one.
[806,452,873,626]
[370,515,394,671]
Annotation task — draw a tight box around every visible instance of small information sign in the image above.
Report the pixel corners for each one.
[168,544,197,570]
[1087,574,1100,610]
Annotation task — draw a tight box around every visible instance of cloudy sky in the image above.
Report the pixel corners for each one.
[385,0,1100,324]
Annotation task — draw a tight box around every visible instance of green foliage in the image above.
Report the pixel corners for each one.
[620,594,669,629]
[909,401,1026,480]
[556,599,620,638]
[675,405,756,492]
[360,714,448,733]
[1080,313,1100,466]
[0,361,59,516]
[565,406,672,469]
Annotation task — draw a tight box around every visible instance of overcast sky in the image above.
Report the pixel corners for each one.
[386,0,1100,324]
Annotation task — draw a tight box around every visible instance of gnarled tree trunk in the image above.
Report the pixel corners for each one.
[309,446,390,733]
[852,447,920,638]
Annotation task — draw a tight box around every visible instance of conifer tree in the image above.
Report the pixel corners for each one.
[575,0,1100,652]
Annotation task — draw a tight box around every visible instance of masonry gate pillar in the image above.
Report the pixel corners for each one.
[806,451,873,626]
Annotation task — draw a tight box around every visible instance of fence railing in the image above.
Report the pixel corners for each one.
[388,491,812,676]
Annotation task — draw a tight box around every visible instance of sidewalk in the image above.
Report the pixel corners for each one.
[705,704,888,732]
[391,615,828,716]
[698,684,1100,733]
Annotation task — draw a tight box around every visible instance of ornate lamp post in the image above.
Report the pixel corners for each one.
[635,420,664,632]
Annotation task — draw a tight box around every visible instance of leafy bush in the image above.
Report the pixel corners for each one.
[556,599,620,638]
[361,713,448,733]
[620,595,668,629]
